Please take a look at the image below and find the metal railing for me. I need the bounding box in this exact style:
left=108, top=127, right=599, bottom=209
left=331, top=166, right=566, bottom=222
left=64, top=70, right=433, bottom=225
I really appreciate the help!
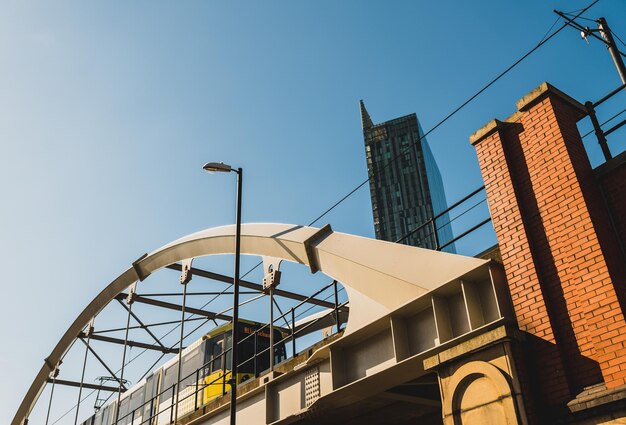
left=110, top=280, right=347, bottom=425
left=395, top=185, right=493, bottom=255
left=584, top=82, right=626, bottom=162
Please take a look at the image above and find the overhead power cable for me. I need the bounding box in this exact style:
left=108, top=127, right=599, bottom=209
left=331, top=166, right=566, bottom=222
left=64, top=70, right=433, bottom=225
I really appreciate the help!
left=612, top=30, right=626, bottom=49
left=539, top=16, right=565, bottom=44
left=561, top=12, right=597, bottom=23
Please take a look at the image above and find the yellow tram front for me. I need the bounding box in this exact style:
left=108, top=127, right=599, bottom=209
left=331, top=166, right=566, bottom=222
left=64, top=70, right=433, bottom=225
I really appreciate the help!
left=202, top=320, right=287, bottom=402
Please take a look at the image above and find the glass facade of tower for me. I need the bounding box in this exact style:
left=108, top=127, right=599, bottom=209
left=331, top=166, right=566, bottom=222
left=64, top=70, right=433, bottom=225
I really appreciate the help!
left=361, top=101, right=454, bottom=252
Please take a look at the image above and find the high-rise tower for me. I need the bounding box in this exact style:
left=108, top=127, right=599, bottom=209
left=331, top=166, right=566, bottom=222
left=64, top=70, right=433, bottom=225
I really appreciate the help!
left=360, top=100, right=453, bottom=251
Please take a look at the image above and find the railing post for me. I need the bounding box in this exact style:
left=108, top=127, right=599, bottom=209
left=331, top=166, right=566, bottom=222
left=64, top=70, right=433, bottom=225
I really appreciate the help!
left=430, top=219, right=440, bottom=250
left=332, top=281, right=339, bottom=330
left=291, top=308, right=296, bottom=356
left=585, top=100, right=612, bottom=161
left=170, top=385, right=176, bottom=424
left=222, top=351, right=227, bottom=396
left=195, top=368, right=199, bottom=411
left=253, top=331, right=258, bottom=377
left=269, top=287, right=275, bottom=372
left=148, top=396, right=154, bottom=425
left=131, top=409, right=135, bottom=425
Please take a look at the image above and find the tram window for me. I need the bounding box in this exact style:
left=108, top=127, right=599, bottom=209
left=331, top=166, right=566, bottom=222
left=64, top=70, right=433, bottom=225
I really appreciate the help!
left=181, top=346, right=201, bottom=387
left=104, top=403, right=114, bottom=425
left=161, top=364, right=178, bottom=401
left=143, top=374, right=157, bottom=419
left=95, top=404, right=111, bottom=425
left=275, top=336, right=287, bottom=364
left=238, top=336, right=256, bottom=374
left=212, top=340, right=223, bottom=372
left=117, top=397, right=130, bottom=425
left=224, top=334, right=232, bottom=369
left=255, top=337, right=271, bottom=373
left=145, top=374, right=155, bottom=398
left=129, top=387, right=144, bottom=419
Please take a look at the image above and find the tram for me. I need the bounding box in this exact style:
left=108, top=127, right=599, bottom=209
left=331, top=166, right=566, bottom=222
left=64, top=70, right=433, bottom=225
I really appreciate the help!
left=80, top=320, right=287, bottom=425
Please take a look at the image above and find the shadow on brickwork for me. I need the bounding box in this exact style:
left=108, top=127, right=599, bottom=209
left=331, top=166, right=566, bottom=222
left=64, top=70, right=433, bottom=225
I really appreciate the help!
left=500, top=123, right=603, bottom=402
left=521, top=333, right=604, bottom=424
left=591, top=152, right=626, bottom=312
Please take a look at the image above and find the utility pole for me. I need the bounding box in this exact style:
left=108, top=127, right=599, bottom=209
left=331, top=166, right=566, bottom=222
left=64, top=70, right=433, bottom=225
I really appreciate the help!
left=554, top=11, right=626, bottom=86
left=597, top=17, right=626, bottom=85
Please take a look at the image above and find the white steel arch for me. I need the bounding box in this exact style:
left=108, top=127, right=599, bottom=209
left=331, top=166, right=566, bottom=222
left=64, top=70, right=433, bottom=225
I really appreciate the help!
left=13, top=223, right=487, bottom=425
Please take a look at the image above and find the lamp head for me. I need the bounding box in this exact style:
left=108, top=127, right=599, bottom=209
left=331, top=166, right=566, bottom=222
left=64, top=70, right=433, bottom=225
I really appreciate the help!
left=203, top=162, right=232, bottom=173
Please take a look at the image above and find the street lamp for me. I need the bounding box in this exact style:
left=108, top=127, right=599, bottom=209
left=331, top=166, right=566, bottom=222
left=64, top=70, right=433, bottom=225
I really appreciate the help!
left=202, top=161, right=242, bottom=425
left=203, top=162, right=233, bottom=173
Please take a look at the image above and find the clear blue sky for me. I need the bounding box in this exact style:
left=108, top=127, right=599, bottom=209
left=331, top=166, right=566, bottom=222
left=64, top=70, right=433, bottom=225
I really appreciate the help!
left=2, top=0, right=625, bottom=422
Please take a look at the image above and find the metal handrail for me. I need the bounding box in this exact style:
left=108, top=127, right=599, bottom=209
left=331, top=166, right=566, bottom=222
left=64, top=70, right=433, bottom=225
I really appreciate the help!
left=593, top=82, right=626, bottom=108
left=114, top=283, right=346, bottom=425
left=396, top=185, right=491, bottom=253
left=439, top=218, right=492, bottom=251
left=586, top=83, right=626, bottom=161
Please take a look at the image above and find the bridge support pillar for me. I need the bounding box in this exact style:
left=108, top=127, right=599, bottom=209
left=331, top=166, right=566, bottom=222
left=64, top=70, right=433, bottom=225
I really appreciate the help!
left=424, top=325, right=528, bottom=425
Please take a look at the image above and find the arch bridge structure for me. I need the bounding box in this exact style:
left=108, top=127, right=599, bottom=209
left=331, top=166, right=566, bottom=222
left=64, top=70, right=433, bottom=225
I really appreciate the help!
left=14, top=223, right=526, bottom=425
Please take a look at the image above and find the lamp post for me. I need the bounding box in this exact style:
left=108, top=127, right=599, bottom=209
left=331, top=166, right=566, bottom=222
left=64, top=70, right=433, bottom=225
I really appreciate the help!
left=202, top=162, right=242, bottom=425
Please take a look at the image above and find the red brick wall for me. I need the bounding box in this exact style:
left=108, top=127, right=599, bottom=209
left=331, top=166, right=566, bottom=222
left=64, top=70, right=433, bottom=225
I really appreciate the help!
left=471, top=83, right=626, bottom=412
left=474, top=119, right=574, bottom=409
